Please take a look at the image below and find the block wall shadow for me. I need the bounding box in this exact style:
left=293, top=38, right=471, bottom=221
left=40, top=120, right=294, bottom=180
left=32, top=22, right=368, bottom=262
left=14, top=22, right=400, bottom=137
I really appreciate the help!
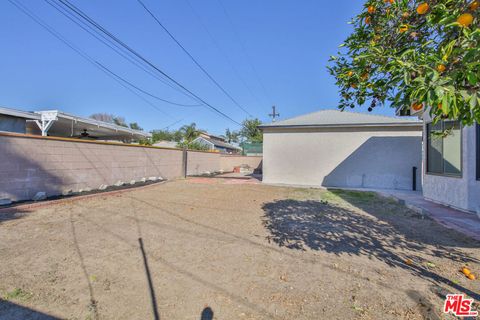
left=0, top=137, right=65, bottom=209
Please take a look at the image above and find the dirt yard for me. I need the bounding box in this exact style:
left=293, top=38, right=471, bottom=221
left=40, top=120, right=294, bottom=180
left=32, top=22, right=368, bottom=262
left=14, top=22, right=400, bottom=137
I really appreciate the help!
left=0, top=178, right=479, bottom=319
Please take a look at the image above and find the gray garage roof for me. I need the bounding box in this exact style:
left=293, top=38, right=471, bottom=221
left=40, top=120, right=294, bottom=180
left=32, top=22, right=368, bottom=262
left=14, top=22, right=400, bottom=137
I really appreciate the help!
left=259, top=109, right=421, bottom=129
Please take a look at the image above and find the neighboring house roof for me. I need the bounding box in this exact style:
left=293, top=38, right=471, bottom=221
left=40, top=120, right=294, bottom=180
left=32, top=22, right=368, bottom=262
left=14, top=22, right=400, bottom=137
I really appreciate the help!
left=259, top=109, right=422, bottom=129
left=194, top=136, right=241, bottom=150
left=0, top=106, right=41, bottom=120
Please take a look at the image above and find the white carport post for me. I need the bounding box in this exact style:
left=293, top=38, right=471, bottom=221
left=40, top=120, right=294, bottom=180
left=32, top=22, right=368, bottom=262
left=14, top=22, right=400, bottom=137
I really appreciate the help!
left=34, top=111, right=58, bottom=136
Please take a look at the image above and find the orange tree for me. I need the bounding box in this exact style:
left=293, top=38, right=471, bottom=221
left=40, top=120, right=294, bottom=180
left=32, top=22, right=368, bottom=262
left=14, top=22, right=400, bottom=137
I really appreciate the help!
left=329, top=0, right=480, bottom=125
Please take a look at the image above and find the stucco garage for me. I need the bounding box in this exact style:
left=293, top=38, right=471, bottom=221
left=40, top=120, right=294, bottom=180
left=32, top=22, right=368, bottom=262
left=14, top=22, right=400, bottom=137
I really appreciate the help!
left=259, top=110, right=423, bottom=190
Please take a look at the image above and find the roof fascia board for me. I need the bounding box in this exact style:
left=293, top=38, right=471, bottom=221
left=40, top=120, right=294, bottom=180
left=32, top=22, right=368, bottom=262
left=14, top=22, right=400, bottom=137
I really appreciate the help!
left=258, top=122, right=422, bottom=130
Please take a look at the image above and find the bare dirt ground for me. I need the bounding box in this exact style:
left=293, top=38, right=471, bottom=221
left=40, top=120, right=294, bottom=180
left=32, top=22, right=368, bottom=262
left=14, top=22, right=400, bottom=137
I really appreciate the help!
left=0, top=178, right=479, bottom=320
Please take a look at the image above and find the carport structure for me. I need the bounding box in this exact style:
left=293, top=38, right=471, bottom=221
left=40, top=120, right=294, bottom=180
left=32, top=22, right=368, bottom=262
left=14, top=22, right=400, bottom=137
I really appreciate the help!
left=28, top=110, right=151, bottom=141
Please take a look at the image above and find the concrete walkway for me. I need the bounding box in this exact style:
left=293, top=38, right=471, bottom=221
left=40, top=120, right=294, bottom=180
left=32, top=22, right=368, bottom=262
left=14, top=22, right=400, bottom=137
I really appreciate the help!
left=373, top=189, right=480, bottom=241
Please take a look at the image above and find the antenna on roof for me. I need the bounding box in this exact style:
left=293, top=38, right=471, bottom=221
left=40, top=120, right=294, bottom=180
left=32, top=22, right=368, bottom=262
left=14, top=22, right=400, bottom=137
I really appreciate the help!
left=269, top=105, right=279, bottom=122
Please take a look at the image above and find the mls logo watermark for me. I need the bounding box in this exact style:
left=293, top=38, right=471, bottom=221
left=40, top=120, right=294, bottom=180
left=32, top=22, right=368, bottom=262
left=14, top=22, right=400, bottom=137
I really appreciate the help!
left=443, top=294, right=478, bottom=317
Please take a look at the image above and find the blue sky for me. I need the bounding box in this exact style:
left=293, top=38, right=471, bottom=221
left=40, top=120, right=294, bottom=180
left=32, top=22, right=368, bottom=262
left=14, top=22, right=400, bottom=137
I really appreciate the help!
left=0, top=0, right=393, bottom=135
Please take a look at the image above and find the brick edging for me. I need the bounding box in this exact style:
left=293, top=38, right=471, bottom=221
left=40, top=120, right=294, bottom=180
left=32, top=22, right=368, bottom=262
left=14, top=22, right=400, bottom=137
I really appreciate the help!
left=0, top=180, right=170, bottom=213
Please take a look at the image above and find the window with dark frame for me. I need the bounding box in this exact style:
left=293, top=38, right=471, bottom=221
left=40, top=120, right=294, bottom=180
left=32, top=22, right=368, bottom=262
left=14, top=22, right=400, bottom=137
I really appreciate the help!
left=477, top=123, right=480, bottom=180
left=426, top=120, right=462, bottom=177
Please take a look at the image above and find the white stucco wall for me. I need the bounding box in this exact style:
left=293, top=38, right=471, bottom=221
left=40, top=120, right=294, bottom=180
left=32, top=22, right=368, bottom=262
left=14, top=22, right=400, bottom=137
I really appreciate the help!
left=262, top=126, right=422, bottom=190
left=422, top=124, right=480, bottom=213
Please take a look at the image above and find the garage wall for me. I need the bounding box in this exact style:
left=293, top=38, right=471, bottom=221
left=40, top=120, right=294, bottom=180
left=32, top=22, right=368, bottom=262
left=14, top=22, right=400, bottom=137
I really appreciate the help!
left=262, top=126, right=422, bottom=190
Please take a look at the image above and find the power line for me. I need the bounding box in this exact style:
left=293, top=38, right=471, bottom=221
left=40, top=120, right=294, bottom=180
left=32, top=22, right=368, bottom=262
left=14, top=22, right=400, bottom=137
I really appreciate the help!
left=54, top=0, right=242, bottom=126
left=184, top=0, right=264, bottom=108
left=7, top=0, right=178, bottom=120
left=43, top=0, right=201, bottom=105
left=216, top=0, right=273, bottom=105
left=96, top=62, right=200, bottom=107
left=136, top=0, right=253, bottom=118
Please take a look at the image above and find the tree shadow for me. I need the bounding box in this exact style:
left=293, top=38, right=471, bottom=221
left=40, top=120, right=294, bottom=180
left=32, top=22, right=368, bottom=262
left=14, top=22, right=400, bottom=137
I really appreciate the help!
left=200, top=306, right=214, bottom=320
left=0, top=136, right=65, bottom=203
left=261, top=193, right=480, bottom=300
left=0, top=299, right=61, bottom=320
left=321, top=136, right=422, bottom=190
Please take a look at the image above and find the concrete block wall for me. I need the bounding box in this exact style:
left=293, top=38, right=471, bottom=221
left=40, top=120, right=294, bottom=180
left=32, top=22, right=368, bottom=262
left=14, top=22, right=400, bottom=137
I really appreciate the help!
left=0, top=134, right=186, bottom=201
left=186, top=150, right=221, bottom=176
left=219, top=156, right=262, bottom=172
left=0, top=133, right=270, bottom=202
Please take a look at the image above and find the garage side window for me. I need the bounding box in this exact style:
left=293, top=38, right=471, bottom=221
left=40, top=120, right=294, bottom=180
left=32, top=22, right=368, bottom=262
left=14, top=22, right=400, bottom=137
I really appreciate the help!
left=427, top=120, right=462, bottom=176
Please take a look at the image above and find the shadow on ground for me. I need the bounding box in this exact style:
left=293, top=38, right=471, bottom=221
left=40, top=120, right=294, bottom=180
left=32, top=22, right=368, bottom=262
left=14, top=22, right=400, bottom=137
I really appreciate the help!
left=262, top=189, right=480, bottom=300
left=0, top=299, right=60, bottom=320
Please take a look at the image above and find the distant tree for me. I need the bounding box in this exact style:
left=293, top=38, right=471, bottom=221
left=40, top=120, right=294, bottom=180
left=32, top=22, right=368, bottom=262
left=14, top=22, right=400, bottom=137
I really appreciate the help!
left=89, top=113, right=129, bottom=127
left=239, top=118, right=263, bottom=143
left=224, top=128, right=239, bottom=143
left=150, top=129, right=184, bottom=143
left=179, top=123, right=201, bottom=143
left=176, top=140, right=210, bottom=151
left=113, top=116, right=128, bottom=128
left=89, top=113, right=114, bottom=123
left=138, top=138, right=152, bottom=146
left=129, top=122, right=143, bottom=131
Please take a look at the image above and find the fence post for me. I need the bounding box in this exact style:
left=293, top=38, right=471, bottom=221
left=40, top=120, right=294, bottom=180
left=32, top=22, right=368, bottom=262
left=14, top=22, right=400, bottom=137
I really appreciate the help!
left=182, top=148, right=188, bottom=178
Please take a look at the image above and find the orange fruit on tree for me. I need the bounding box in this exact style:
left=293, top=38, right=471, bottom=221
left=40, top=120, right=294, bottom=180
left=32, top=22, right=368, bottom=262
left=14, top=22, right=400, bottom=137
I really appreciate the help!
left=351, top=83, right=358, bottom=89
left=368, top=5, right=375, bottom=14
left=399, top=25, right=409, bottom=33
left=416, top=3, right=429, bottom=15
left=469, top=0, right=479, bottom=10
left=412, top=102, right=423, bottom=111
left=457, top=13, right=474, bottom=27
left=365, top=16, right=372, bottom=24
left=468, top=273, right=476, bottom=280
left=347, top=71, right=354, bottom=77
left=437, top=64, right=446, bottom=72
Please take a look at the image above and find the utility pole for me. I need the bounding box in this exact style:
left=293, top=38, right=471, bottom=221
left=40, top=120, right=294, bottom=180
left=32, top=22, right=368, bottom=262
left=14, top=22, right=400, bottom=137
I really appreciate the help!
left=269, top=105, right=279, bottom=122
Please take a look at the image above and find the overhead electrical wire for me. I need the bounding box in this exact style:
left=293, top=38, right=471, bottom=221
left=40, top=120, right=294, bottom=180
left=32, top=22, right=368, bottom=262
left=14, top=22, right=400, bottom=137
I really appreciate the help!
left=216, top=0, right=273, bottom=105
left=43, top=0, right=201, bottom=106
left=184, top=0, right=264, bottom=108
left=7, top=0, right=179, bottom=120
left=96, top=62, right=201, bottom=107
left=135, top=0, right=253, bottom=118
left=53, top=0, right=243, bottom=126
